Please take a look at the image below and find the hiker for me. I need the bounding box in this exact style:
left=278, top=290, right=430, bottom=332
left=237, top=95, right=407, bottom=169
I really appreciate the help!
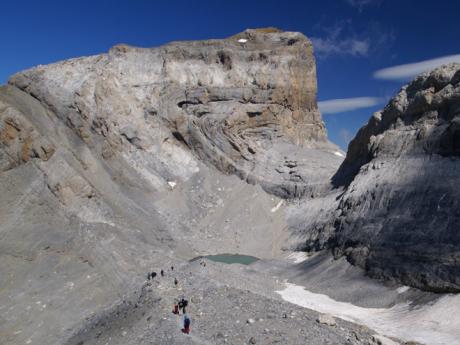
left=182, top=314, right=191, bottom=334
left=160, top=269, right=164, bottom=277
left=147, top=272, right=151, bottom=280
left=172, top=301, right=179, bottom=315
left=178, top=298, right=188, bottom=314
left=151, top=271, right=157, bottom=279
left=182, top=298, right=188, bottom=314
left=171, top=266, right=174, bottom=271
left=174, top=278, right=178, bottom=286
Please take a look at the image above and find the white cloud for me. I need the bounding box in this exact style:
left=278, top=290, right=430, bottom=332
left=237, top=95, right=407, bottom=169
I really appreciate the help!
left=318, top=97, right=381, bottom=114
left=311, top=20, right=370, bottom=58
left=311, top=19, right=392, bottom=58
left=374, top=54, right=460, bottom=80
left=312, top=37, right=369, bottom=57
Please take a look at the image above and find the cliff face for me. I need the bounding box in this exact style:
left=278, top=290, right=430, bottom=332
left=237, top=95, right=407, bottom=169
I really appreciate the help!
left=8, top=28, right=341, bottom=198
left=304, top=63, right=460, bottom=292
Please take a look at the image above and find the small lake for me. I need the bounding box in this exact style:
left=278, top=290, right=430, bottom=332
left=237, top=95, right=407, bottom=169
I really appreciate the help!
left=191, top=253, right=259, bottom=265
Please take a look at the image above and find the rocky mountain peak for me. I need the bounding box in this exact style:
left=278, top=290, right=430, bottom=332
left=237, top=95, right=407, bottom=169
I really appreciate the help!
left=8, top=29, right=341, bottom=198
left=304, top=62, right=460, bottom=292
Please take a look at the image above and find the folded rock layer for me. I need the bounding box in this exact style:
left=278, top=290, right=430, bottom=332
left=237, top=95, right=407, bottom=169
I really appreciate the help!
left=9, top=28, right=341, bottom=198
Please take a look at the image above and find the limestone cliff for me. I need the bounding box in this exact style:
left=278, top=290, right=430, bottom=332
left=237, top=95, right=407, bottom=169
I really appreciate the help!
left=300, top=63, right=460, bottom=292
left=0, top=29, right=343, bottom=345
left=8, top=28, right=341, bottom=198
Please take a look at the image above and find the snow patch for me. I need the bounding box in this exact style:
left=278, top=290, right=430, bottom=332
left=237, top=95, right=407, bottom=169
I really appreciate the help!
left=168, top=181, right=177, bottom=189
left=238, top=38, right=248, bottom=43
left=334, top=151, right=345, bottom=157
left=276, top=282, right=460, bottom=345
left=372, top=334, right=398, bottom=345
left=396, top=286, right=410, bottom=294
left=271, top=200, right=284, bottom=213
left=286, top=252, right=309, bottom=264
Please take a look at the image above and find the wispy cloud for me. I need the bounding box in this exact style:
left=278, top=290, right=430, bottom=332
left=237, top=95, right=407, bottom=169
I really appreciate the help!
left=318, top=97, right=381, bottom=114
left=346, top=0, right=381, bottom=11
left=311, top=20, right=369, bottom=58
left=311, top=20, right=393, bottom=58
left=374, top=55, right=460, bottom=80
left=312, top=37, right=369, bottom=57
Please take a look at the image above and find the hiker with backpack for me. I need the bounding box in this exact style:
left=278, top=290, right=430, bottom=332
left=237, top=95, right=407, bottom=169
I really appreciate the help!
left=172, top=300, right=179, bottom=315
left=182, top=314, right=191, bottom=334
left=178, top=297, right=188, bottom=314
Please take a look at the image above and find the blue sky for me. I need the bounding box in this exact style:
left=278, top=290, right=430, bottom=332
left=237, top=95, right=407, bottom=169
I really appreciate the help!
left=1, top=0, right=459, bottom=150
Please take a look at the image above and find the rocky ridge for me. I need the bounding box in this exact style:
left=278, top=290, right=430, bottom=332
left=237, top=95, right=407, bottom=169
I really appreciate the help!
left=297, top=63, right=460, bottom=292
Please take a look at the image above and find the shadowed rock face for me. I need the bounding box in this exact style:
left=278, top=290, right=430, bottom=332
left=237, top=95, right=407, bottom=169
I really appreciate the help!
left=8, top=28, right=341, bottom=198
left=307, top=63, right=460, bottom=292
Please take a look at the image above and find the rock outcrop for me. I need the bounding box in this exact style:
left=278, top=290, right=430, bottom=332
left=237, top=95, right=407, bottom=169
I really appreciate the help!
left=301, top=63, right=460, bottom=292
left=9, top=28, right=341, bottom=198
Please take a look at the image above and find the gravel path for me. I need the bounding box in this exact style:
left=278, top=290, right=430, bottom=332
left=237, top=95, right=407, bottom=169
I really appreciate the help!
left=64, top=259, right=390, bottom=345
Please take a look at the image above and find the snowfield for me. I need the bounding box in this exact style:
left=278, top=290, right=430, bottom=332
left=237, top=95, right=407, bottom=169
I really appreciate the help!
left=276, top=282, right=460, bottom=345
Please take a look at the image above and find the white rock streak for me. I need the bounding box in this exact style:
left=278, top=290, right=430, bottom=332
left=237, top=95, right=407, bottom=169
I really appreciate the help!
left=270, top=200, right=284, bottom=213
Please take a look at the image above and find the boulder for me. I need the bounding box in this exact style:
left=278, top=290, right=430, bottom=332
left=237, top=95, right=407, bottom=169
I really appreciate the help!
left=316, top=314, right=336, bottom=326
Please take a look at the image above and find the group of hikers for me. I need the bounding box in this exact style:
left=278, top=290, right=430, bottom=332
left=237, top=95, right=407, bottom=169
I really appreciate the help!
left=147, top=267, right=170, bottom=280
left=146, top=265, right=192, bottom=334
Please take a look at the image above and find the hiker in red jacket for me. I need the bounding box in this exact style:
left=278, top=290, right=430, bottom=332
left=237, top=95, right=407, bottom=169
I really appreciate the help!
left=172, top=300, right=179, bottom=315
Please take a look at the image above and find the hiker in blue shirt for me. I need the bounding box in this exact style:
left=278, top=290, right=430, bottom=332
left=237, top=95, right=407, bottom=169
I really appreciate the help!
left=182, top=314, right=191, bottom=334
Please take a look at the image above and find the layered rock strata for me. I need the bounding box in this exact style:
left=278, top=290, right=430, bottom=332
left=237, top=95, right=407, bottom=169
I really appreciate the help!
left=9, top=28, right=342, bottom=198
